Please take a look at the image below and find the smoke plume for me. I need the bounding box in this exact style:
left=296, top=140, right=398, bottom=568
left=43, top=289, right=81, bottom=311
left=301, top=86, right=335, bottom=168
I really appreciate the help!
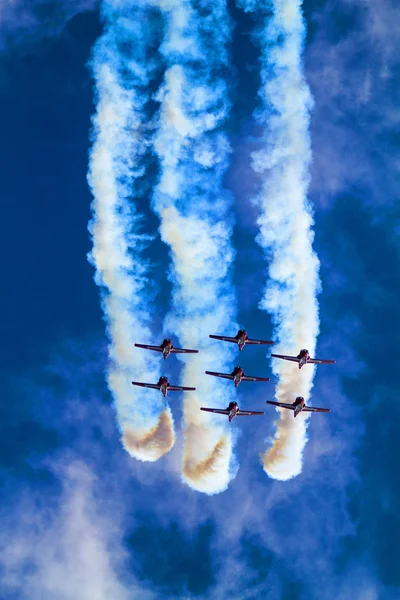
left=87, top=0, right=175, bottom=461
left=152, top=0, right=239, bottom=493
left=240, top=0, right=320, bottom=479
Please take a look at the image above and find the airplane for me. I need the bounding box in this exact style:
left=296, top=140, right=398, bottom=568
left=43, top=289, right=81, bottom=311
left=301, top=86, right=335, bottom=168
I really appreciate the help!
left=135, top=338, right=199, bottom=360
left=131, top=376, right=196, bottom=398
left=266, top=397, right=331, bottom=417
left=201, top=401, right=264, bottom=422
left=205, top=366, right=270, bottom=388
left=271, top=348, right=336, bottom=369
left=209, top=329, right=274, bottom=352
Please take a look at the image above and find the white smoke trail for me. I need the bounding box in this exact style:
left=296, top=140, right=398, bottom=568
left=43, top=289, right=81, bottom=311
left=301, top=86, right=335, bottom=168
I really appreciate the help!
left=87, top=0, right=175, bottom=461
left=151, top=0, right=239, bottom=494
left=240, top=0, right=320, bottom=479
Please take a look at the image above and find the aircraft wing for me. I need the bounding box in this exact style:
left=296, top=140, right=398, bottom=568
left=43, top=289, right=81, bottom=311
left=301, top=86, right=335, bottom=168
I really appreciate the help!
left=308, top=358, right=336, bottom=365
left=209, top=335, right=238, bottom=343
left=246, top=338, right=274, bottom=345
left=170, top=348, right=199, bottom=354
left=237, top=410, right=265, bottom=416
left=270, top=353, right=299, bottom=363
left=205, top=371, right=234, bottom=380
left=266, top=400, right=296, bottom=410
left=134, top=344, right=163, bottom=353
left=303, top=406, right=331, bottom=413
left=200, top=407, right=229, bottom=415
left=241, top=375, right=270, bottom=382
left=131, top=381, right=160, bottom=390
left=168, top=385, right=196, bottom=392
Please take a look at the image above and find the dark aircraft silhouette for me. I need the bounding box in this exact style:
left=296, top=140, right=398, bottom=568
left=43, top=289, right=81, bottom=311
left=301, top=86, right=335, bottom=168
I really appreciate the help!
left=267, top=396, right=331, bottom=417
left=135, top=338, right=198, bottom=360
left=209, top=329, right=273, bottom=351
left=131, top=376, right=195, bottom=398
left=205, top=366, right=270, bottom=388
left=201, top=401, right=264, bottom=422
left=271, top=348, right=335, bottom=369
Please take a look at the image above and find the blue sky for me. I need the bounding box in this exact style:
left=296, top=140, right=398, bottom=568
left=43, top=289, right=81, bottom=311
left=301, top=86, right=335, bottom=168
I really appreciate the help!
left=1, top=0, right=399, bottom=598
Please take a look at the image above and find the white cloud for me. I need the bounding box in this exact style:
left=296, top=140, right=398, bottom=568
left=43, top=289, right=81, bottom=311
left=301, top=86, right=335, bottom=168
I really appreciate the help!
left=0, top=460, right=151, bottom=600
left=0, top=0, right=98, bottom=49
left=306, top=0, right=400, bottom=205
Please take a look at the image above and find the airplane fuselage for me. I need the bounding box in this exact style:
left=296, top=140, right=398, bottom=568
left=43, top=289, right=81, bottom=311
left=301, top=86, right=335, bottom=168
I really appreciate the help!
left=233, top=375, right=241, bottom=387
left=235, top=330, right=248, bottom=351
left=228, top=402, right=239, bottom=421
left=297, top=349, right=310, bottom=369
left=293, top=396, right=305, bottom=417
left=232, top=367, right=244, bottom=387
left=161, top=339, right=173, bottom=359
left=157, top=377, right=169, bottom=397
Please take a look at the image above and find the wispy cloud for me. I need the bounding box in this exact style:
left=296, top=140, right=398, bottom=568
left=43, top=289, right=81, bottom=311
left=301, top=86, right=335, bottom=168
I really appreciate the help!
left=0, top=460, right=150, bottom=600
left=306, top=0, right=400, bottom=206
left=87, top=0, right=175, bottom=462
left=0, top=0, right=98, bottom=50
left=151, top=0, right=239, bottom=494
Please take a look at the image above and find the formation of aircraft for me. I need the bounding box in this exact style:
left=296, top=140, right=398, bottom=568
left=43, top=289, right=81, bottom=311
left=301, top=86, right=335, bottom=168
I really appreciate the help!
left=133, top=332, right=335, bottom=422
left=134, top=338, right=198, bottom=360
left=271, top=348, right=336, bottom=369
left=205, top=366, right=270, bottom=388
left=131, top=376, right=195, bottom=398
left=267, top=397, right=331, bottom=417
left=209, top=329, right=274, bottom=352
left=201, top=401, right=264, bottom=422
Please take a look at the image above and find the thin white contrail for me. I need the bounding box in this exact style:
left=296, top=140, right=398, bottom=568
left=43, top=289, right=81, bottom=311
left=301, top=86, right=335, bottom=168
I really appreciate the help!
left=239, top=0, right=320, bottom=479
left=87, top=0, right=175, bottom=461
left=151, top=0, right=239, bottom=494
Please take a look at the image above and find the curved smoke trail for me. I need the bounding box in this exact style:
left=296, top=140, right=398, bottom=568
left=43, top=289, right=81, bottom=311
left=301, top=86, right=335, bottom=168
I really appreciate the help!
left=240, top=0, right=320, bottom=479
left=151, top=0, right=239, bottom=494
left=87, top=0, right=175, bottom=461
